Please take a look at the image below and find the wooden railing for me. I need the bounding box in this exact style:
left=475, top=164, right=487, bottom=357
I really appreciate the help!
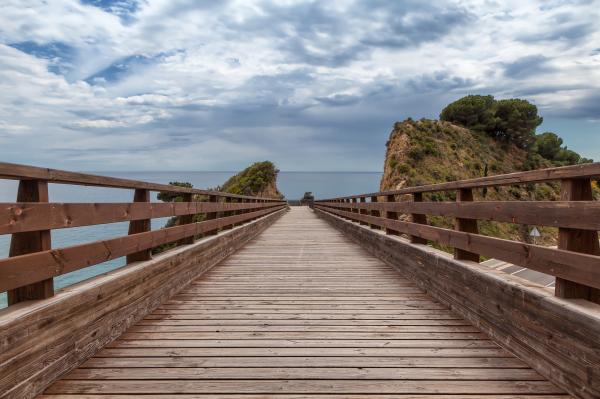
left=314, top=163, right=600, bottom=303
left=0, top=162, right=286, bottom=306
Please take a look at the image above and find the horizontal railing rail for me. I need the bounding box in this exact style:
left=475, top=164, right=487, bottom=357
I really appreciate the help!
left=0, top=162, right=286, bottom=306
left=314, top=162, right=600, bottom=304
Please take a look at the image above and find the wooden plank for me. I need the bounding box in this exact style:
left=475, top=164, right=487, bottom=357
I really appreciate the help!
left=555, top=178, right=600, bottom=303
left=317, top=161, right=600, bottom=200
left=37, top=396, right=572, bottom=399
left=369, top=196, right=380, bottom=229
left=42, top=208, right=561, bottom=398
left=126, top=189, right=151, bottom=263
left=0, top=161, right=283, bottom=201
left=63, top=367, right=544, bottom=380
left=385, top=194, right=399, bottom=235
left=81, top=356, right=527, bottom=368
left=454, top=188, right=480, bottom=262
left=358, top=197, right=368, bottom=226
left=316, top=206, right=596, bottom=399
left=315, top=200, right=600, bottom=230
left=0, top=208, right=286, bottom=398
left=410, top=193, right=427, bottom=244
left=315, top=206, right=600, bottom=290
left=97, top=346, right=512, bottom=358
left=0, top=201, right=280, bottom=235
left=43, top=380, right=564, bottom=394
left=0, top=206, right=285, bottom=292
left=7, top=179, right=54, bottom=305
left=177, top=193, right=195, bottom=246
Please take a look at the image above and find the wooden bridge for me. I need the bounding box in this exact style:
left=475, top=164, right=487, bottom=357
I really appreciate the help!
left=1, top=162, right=599, bottom=398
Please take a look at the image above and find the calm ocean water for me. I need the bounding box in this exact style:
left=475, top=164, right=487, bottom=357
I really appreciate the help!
left=0, top=171, right=381, bottom=308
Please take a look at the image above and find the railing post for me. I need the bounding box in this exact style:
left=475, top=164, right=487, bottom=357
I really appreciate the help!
left=385, top=194, right=399, bottom=235
left=7, top=179, right=54, bottom=305
left=359, top=197, right=368, bottom=225
left=127, top=189, right=152, bottom=263
left=223, top=197, right=233, bottom=229
left=177, top=193, right=195, bottom=246
left=555, top=178, right=600, bottom=302
left=205, top=195, right=218, bottom=235
left=370, top=196, right=380, bottom=229
left=409, top=193, right=428, bottom=244
left=345, top=199, right=352, bottom=219
left=351, top=198, right=358, bottom=216
left=454, top=188, right=480, bottom=262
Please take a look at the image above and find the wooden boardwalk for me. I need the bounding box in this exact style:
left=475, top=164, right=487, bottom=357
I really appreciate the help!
left=41, top=207, right=568, bottom=398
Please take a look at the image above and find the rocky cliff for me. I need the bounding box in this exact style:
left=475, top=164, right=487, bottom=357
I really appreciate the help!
left=219, top=161, right=283, bottom=199
left=380, top=118, right=562, bottom=246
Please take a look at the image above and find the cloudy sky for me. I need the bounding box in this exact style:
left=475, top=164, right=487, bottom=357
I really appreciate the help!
left=1, top=0, right=599, bottom=172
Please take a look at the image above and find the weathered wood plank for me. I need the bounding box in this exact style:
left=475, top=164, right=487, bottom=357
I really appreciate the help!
left=0, top=208, right=286, bottom=399
left=42, top=208, right=563, bottom=399
left=43, top=379, right=565, bottom=394
left=316, top=199, right=600, bottom=230
left=0, top=206, right=285, bottom=292
left=0, top=162, right=283, bottom=201
left=318, top=161, right=600, bottom=200
left=316, top=207, right=595, bottom=399
left=315, top=205, right=600, bottom=290
left=7, top=179, right=54, bottom=304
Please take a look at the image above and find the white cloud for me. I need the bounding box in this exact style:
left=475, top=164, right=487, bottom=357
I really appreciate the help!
left=0, top=0, right=599, bottom=170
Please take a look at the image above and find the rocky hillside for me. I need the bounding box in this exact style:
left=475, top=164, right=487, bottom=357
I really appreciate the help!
left=380, top=118, right=563, bottom=246
left=219, top=161, right=283, bottom=199
left=153, top=161, right=282, bottom=254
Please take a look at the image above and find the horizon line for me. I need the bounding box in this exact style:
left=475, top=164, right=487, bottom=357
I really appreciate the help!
left=85, top=170, right=384, bottom=174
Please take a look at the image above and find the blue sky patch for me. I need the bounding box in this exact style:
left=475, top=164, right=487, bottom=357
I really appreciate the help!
left=10, top=41, right=76, bottom=75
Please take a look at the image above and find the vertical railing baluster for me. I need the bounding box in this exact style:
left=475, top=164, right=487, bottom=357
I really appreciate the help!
left=7, top=179, right=54, bottom=305
left=223, top=197, right=233, bottom=229
left=177, top=193, right=195, bottom=246
left=409, top=192, right=428, bottom=244
left=556, top=178, right=600, bottom=302
left=385, top=194, right=399, bottom=235
left=359, top=197, right=368, bottom=225
left=370, top=195, right=380, bottom=229
left=351, top=198, right=358, bottom=219
left=454, top=188, right=480, bottom=262
left=205, top=195, right=218, bottom=236
left=127, top=189, right=152, bottom=263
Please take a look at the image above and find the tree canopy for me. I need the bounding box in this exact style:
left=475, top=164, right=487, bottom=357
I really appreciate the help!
left=440, top=95, right=543, bottom=148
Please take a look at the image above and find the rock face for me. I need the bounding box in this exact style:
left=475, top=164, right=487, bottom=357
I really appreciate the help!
left=220, top=161, right=284, bottom=199
left=380, top=118, right=559, bottom=245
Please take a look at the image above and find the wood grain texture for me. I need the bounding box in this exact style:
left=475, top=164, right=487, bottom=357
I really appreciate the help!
left=0, top=209, right=286, bottom=399
left=7, top=180, right=53, bottom=304
left=0, top=162, right=282, bottom=201
left=314, top=199, right=600, bottom=230
left=555, top=178, right=600, bottom=302
left=319, top=162, right=600, bottom=200
left=0, top=201, right=280, bottom=235
left=0, top=205, right=285, bottom=293
left=315, top=207, right=599, bottom=399
left=314, top=204, right=600, bottom=290
left=126, top=189, right=152, bottom=263
left=43, top=208, right=564, bottom=399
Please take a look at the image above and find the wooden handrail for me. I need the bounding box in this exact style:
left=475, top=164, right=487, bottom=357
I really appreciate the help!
left=0, top=201, right=280, bottom=234
left=0, top=162, right=281, bottom=201
left=0, top=162, right=286, bottom=306
left=319, top=162, right=600, bottom=201
left=315, top=163, right=600, bottom=304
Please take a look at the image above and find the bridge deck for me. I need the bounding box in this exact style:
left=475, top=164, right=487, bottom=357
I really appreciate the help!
left=41, top=207, right=568, bottom=398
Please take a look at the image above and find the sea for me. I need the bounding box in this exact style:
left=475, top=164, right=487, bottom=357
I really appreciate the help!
left=0, top=171, right=382, bottom=308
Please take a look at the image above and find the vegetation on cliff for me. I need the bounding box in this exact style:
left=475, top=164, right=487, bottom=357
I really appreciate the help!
left=381, top=95, right=595, bottom=249
left=217, top=161, right=283, bottom=199
left=153, top=161, right=282, bottom=253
